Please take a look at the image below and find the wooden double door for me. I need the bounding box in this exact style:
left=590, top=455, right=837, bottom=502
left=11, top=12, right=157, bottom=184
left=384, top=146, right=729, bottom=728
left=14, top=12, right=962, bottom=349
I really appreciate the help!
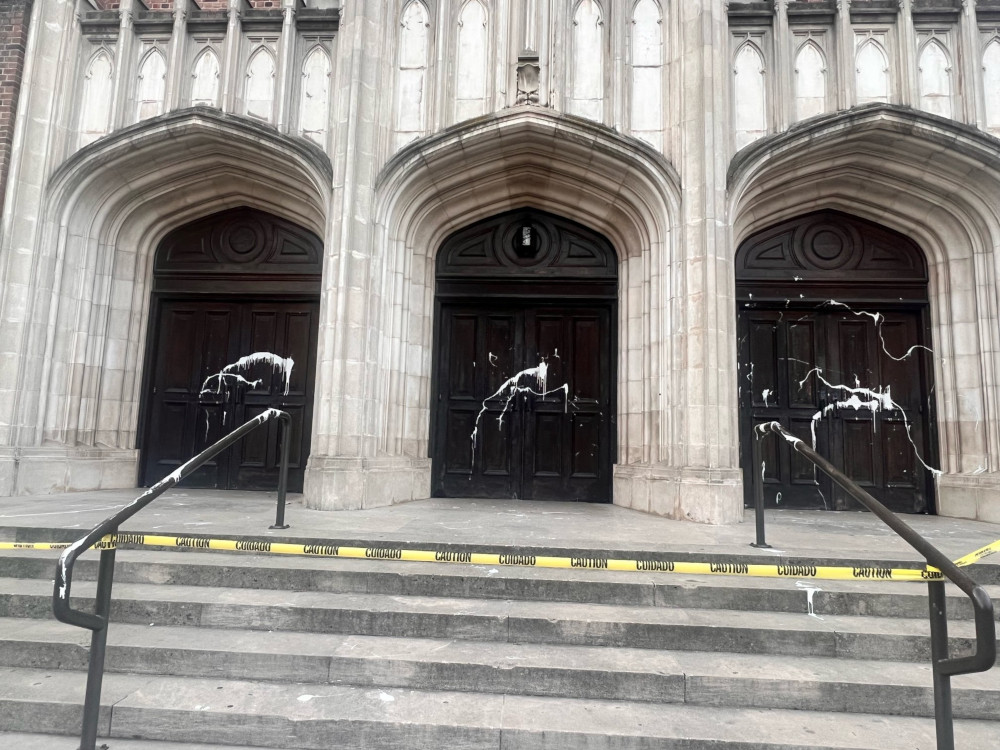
left=739, top=306, right=934, bottom=513
left=433, top=302, right=614, bottom=501
left=141, top=298, right=318, bottom=492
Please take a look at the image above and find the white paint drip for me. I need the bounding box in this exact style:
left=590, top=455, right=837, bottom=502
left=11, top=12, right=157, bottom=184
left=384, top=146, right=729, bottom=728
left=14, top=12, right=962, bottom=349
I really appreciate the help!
left=761, top=388, right=772, bottom=407
left=774, top=491, right=782, bottom=506
left=201, top=352, right=295, bottom=396
left=469, top=360, right=569, bottom=469
left=823, top=300, right=933, bottom=362
left=795, top=580, right=824, bottom=620
left=488, top=352, right=498, bottom=366
left=797, top=368, right=941, bottom=476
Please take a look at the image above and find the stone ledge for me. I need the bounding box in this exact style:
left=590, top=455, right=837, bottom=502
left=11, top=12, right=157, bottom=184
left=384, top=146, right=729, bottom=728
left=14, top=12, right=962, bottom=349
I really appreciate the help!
left=937, top=473, right=1000, bottom=524
left=613, top=465, right=745, bottom=525
left=0, top=447, right=138, bottom=497
left=303, top=456, right=431, bottom=511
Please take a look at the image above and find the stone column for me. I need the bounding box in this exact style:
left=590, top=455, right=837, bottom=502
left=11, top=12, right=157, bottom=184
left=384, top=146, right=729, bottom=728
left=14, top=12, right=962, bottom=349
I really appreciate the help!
left=653, top=0, right=742, bottom=523
left=275, top=0, right=296, bottom=132
left=0, top=0, right=80, bottom=492
left=303, top=2, right=429, bottom=510
left=959, top=0, right=984, bottom=127
left=835, top=0, right=854, bottom=109
left=110, top=0, right=136, bottom=129
left=221, top=0, right=243, bottom=113
left=774, top=0, right=792, bottom=131
left=897, top=0, right=918, bottom=107
left=165, top=0, right=188, bottom=111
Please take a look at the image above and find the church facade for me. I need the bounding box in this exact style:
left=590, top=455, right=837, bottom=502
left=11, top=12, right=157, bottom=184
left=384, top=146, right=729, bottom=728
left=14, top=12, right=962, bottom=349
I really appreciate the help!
left=1, top=0, right=999, bottom=525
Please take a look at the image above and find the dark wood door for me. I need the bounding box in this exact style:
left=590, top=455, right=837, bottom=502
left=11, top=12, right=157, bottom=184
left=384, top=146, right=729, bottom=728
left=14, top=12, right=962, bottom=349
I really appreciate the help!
left=739, top=306, right=933, bottom=513
left=433, top=303, right=613, bottom=501
left=142, top=299, right=318, bottom=492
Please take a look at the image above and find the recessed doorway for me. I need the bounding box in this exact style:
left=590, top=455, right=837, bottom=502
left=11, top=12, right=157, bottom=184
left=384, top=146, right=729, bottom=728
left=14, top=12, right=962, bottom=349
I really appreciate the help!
left=431, top=209, right=618, bottom=502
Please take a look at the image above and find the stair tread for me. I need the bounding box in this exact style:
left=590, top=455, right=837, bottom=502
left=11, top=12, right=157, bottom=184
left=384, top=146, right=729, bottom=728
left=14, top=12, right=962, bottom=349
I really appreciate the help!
left=0, top=575, right=986, bottom=638
left=0, top=667, right=996, bottom=749
left=0, top=732, right=290, bottom=750
left=1, top=617, right=998, bottom=690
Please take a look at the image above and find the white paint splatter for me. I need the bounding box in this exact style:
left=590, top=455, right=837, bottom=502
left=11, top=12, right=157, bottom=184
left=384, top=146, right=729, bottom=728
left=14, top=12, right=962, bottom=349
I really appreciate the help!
left=761, top=388, right=772, bottom=407
left=793, top=276, right=802, bottom=281
left=488, top=352, right=498, bottom=366
left=201, top=352, right=295, bottom=396
left=774, top=491, right=782, bottom=506
left=797, top=368, right=941, bottom=476
left=298, top=695, right=318, bottom=703
left=796, top=580, right=824, bottom=620
left=378, top=691, right=395, bottom=702
left=469, top=360, right=569, bottom=468
left=823, top=300, right=933, bottom=362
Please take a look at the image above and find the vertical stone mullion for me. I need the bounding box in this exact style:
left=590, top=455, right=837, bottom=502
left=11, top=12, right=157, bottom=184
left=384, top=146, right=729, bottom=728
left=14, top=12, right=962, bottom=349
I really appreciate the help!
left=774, top=0, right=791, bottom=131
left=110, top=0, right=136, bottom=129
left=959, top=0, right=984, bottom=127
left=165, top=0, right=188, bottom=111
left=221, top=0, right=243, bottom=113
left=897, top=0, right=918, bottom=107
left=835, top=0, right=854, bottom=109
left=275, top=0, right=296, bottom=131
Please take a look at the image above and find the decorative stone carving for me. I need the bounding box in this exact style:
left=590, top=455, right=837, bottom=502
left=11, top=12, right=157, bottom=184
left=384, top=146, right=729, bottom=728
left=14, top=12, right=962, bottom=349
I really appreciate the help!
left=515, top=51, right=540, bottom=105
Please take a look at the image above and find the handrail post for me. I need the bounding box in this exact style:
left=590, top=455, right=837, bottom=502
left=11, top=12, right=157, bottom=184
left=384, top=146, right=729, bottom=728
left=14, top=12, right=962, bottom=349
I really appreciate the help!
left=750, top=431, right=771, bottom=548
left=928, top=579, right=955, bottom=750
left=270, top=412, right=292, bottom=530
left=79, top=545, right=117, bottom=750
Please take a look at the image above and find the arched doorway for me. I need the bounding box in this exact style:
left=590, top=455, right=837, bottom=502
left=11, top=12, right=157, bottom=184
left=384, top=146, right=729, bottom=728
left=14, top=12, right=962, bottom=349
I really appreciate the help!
left=736, top=210, right=938, bottom=513
left=140, top=207, right=321, bottom=492
left=431, top=208, right=618, bottom=502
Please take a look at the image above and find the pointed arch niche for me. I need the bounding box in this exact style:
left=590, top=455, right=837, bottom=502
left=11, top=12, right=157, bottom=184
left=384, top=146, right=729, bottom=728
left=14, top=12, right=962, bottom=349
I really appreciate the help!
left=303, top=109, right=742, bottom=524
left=394, top=0, right=430, bottom=149
left=79, top=49, right=114, bottom=148
left=918, top=38, right=952, bottom=119
left=569, top=0, right=605, bottom=122
left=729, top=106, right=1000, bottom=522
left=191, top=47, right=221, bottom=107
left=733, top=41, right=767, bottom=150
left=985, top=39, right=1000, bottom=136
left=299, top=45, right=332, bottom=145
left=629, top=0, right=663, bottom=149
left=1, top=110, right=331, bottom=496
left=454, top=0, right=488, bottom=122
left=136, top=48, right=167, bottom=121
left=794, top=39, right=826, bottom=121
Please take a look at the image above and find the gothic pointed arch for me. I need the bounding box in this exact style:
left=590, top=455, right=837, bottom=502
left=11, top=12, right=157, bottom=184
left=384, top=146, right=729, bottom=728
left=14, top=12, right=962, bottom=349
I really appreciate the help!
left=370, top=107, right=679, bottom=492
left=729, top=104, right=1000, bottom=516
left=20, top=109, right=330, bottom=459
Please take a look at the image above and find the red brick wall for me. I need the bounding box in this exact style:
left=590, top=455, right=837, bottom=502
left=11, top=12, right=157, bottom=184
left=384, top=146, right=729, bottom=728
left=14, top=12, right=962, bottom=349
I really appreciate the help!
left=0, top=0, right=33, bottom=215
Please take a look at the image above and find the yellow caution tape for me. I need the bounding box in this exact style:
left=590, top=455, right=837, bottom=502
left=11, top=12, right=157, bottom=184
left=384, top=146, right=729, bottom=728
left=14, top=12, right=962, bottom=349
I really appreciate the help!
left=951, top=538, right=1000, bottom=568
left=0, top=533, right=967, bottom=582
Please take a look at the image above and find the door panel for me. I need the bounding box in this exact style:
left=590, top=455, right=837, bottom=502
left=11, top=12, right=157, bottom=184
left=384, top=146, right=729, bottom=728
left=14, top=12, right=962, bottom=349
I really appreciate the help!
left=433, top=303, right=613, bottom=501
left=143, top=299, right=318, bottom=492
left=740, top=307, right=932, bottom=513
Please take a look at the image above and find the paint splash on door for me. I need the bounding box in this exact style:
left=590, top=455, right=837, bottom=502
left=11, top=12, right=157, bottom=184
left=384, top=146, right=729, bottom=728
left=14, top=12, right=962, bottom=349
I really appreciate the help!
left=199, top=352, right=295, bottom=431
left=469, top=359, right=570, bottom=471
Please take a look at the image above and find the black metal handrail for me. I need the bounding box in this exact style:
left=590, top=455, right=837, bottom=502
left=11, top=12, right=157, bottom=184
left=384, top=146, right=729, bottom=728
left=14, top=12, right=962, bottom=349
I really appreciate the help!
left=52, top=408, right=292, bottom=750
left=754, top=421, right=996, bottom=750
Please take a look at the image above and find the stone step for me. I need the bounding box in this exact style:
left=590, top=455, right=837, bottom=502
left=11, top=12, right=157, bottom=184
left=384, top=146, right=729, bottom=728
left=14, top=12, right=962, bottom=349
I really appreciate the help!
left=1, top=618, right=998, bottom=720
left=0, top=733, right=291, bottom=750
left=3, top=548, right=997, bottom=621
left=1, top=667, right=997, bottom=750
left=0, top=576, right=991, bottom=661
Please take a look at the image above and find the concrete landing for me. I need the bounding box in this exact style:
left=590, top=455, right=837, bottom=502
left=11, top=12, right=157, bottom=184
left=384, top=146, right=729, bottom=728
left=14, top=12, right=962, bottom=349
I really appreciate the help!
left=0, top=489, right=998, bottom=565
